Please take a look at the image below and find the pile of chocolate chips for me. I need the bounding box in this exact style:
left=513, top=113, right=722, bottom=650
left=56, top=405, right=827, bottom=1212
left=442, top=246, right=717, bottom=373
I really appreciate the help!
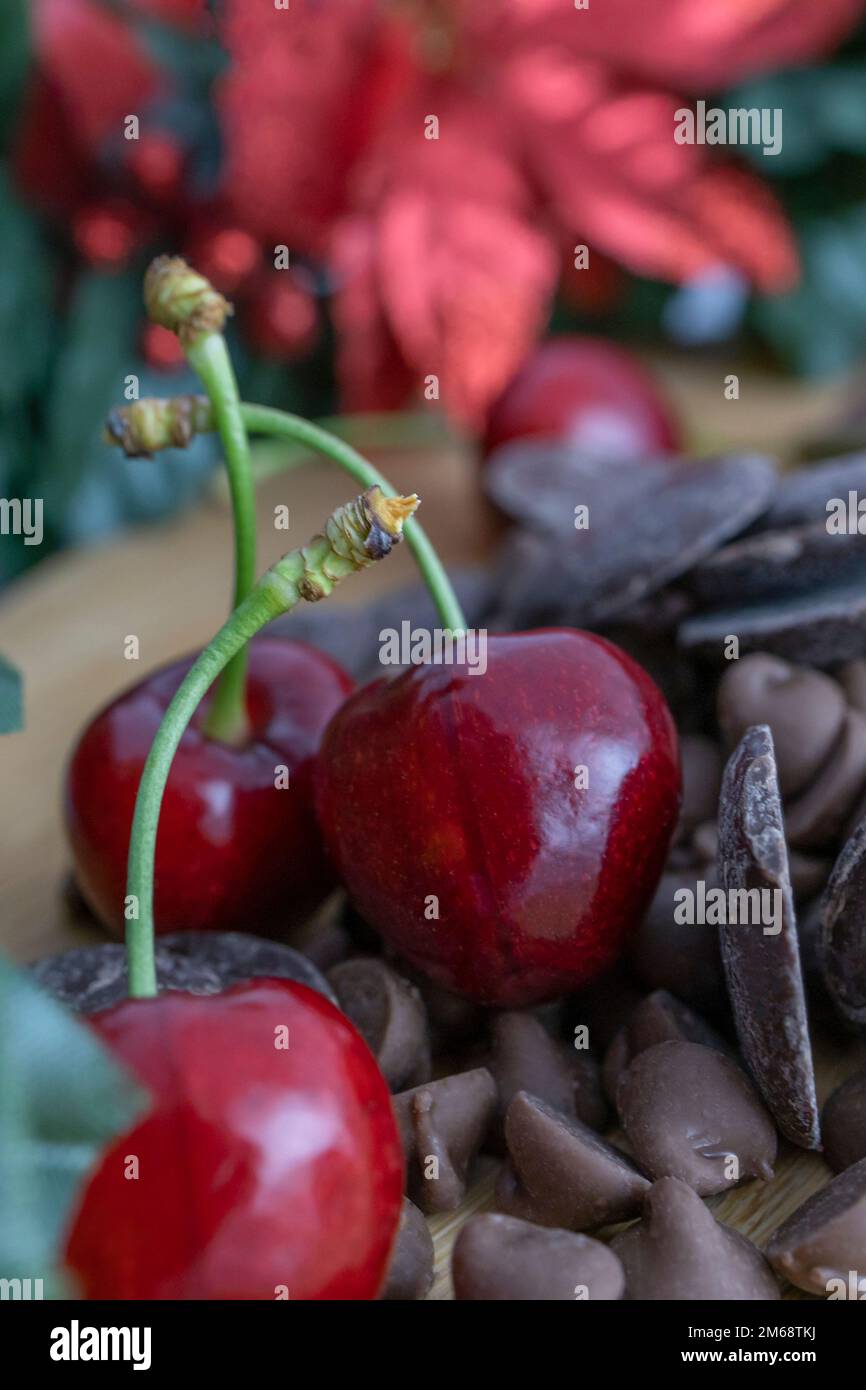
left=302, top=446, right=866, bottom=1298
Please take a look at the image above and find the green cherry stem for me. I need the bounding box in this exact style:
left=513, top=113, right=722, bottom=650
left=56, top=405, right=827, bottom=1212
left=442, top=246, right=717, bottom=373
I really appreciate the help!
left=125, top=487, right=420, bottom=999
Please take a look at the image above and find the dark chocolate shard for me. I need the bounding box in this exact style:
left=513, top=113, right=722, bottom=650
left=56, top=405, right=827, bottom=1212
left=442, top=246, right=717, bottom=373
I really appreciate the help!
left=486, top=1010, right=607, bottom=1143
left=823, top=1071, right=866, bottom=1173
left=617, top=1040, right=777, bottom=1194
left=767, top=1158, right=866, bottom=1296
left=452, top=1213, right=625, bottom=1301
left=486, top=448, right=776, bottom=626
left=689, top=522, right=866, bottom=607
left=328, top=958, right=431, bottom=1093
left=717, top=724, right=820, bottom=1148
left=496, top=1090, right=649, bottom=1230
left=717, top=654, right=846, bottom=798
left=680, top=580, right=866, bottom=667
left=602, top=991, right=730, bottom=1105
left=611, top=1177, right=780, bottom=1300
left=764, top=450, right=866, bottom=528
left=820, top=817, right=866, bottom=1030
left=30, top=931, right=336, bottom=1013
left=380, top=1199, right=434, bottom=1301
left=394, top=1068, right=496, bottom=1215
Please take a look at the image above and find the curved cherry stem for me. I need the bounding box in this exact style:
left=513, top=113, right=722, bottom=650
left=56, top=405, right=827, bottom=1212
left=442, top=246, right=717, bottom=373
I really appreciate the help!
left=238, top=404, right=467, bottom=635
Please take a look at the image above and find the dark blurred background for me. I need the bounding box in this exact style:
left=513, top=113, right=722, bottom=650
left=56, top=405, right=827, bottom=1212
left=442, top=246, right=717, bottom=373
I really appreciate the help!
left=3, top=0, right=866, bottom=585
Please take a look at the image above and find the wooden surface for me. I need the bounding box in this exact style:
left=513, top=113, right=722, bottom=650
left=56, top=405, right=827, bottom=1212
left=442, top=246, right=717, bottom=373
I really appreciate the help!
left=1, top=367, right=864, bottom=1301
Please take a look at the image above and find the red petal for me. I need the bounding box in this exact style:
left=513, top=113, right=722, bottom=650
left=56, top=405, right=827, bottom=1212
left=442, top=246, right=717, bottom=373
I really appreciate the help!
left=331, top=217, right=416, bottom=414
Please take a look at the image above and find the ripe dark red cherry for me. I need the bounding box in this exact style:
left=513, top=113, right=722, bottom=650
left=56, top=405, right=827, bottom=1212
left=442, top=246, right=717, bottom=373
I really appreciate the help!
left=316, top=630, right=680, bottom=1006
left=63, top=978, right=404, bottom=1299
left=65, top=638, right=354, bottom=937
left=481, top=336, right=680, bottom=461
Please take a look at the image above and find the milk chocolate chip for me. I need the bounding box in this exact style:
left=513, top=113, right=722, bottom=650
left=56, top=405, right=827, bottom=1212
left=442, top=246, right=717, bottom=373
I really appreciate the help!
left=617, top=1040, right=777, bottom=1195
left=602, top=991, right=730, bottom=1105
left=612, top=1177, right=780, bottom=1300
left=487, top=1011, right=607, bottom=1140
left=328, top=958, right=431, bottom=1092
left=823, top=1071, right=866, bottom=1173
left=452, top=1214, right=625, bottom=1301
left=394, top=1068, right=496, bottom=1215
left=381, top=1199, right=434, bottom=1301
left=767, top=1158, right=866, bottom=1296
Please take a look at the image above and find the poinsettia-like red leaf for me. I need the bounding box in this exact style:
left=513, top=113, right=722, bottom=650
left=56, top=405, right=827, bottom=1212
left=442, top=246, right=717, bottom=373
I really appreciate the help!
left=375, top=190, right=558, bottom=425
left=331, top=216, right=416, bottom=414
left=125, top=0, right=208, bottom=28
left=522, top=77, right=797, bottom=290
left=513, top=0, right=866, bottom=91
left=32, top=0, right=157, bottom=151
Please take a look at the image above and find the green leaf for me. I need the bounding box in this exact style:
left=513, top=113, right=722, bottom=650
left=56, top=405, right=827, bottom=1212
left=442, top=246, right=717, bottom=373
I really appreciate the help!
left=0, top=0, right=30, bottom=152
left=0, top=955, right=147, bottom=1297
left=0, top=166, right=55, bottom=415
left=0, top=654, right=22, bottom=733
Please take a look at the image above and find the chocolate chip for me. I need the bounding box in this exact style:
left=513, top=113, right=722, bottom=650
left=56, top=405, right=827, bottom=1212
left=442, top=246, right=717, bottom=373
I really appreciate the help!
left=394, top=1068, right=496, bottom=1215
left=30, top=931, right=336, bottom=1013
left=823, top=1071, right=866, bottom=1173
left=617, top=1041, right=777, bottom=1195
left=680, top=580, right=866, bottom=667
left=677, top=736, right=724, bottom=840
left=764, top=450, right=866, bottom=528
left=602, top=991, right=730, bottom=1105
left=380, top=1199, right=434, bottom=1301
left=689, top=522, right=866, bottom=607
left=395, top=960, right=486, bottom=1055
left=839, top=658, right=866, bottom=712
left=496, top=1090, right=649, bottom=1230
left=487, top=449, right=776, bottom=625
left=486, top=1011, right=607, bottom=1143
left=629, top=871, right=726, bottom=1016
left=717, top=654, right=846, bottom=798
left=767, top=1158, right=866, bottom=1296
left=785, top=710, right=866, bottom=850
left=452, top=1213, right=625, bottom=1301
left=717, top=724, right=821, bottom=1148
left=820, top=817, right=866, bottom=1030
left=328, top=958, right=431, bottom=1092
left=611, top=1177, right=780, bottom=1301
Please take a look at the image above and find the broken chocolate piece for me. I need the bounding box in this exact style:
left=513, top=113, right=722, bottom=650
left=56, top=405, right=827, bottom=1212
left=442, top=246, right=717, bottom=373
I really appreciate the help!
left=764, top=450, right=866, bottom=528
left=617, top=1040, right=777, bottom=1195
left=380, top=1199, right=434, bottom=1301
left=30, top=931, right=336, bottom=1013
left=689, top=522, right=866, bottom=608
left=602, top=991, right=730, bottom=1105
left=680, top=580, right=866, bottom=667
left=328, top=957, right=431, bottom=1092
left=611, top=1177, right=780, bottom=1300
left=497, top=1090, right=649, bottom=1229
left=487, top=1011, right=607, bottom=1142
left=394, top=1068, right=496, bottom=1215
left=452, top=1213, right=624, bottom=1301
left=767, top=1158, right=866, bottom=1296
left=717, top=724, right=820, bottom=1148
left=823, top=1071, right=866, bottom=1173
left=820, top=817, right=866, bottom=1030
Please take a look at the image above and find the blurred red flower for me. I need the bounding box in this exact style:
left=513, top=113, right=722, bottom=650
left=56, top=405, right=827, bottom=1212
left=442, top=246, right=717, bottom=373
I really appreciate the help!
left=217, top=0, right=865, bottom=422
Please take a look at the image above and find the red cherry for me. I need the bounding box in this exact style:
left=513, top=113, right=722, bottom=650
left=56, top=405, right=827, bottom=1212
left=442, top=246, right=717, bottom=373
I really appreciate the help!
left=481, top=336, right=680, bottom=461
left=64, top=978, right=404, bottom=1299
left=315, top=630, right=680, bottom=1006
left=65, top=638, right=354, bottom=937
left=140, top=321, right=186, bottom=371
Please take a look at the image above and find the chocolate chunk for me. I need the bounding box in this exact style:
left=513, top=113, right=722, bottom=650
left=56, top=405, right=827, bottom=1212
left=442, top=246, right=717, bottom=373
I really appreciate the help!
left=487, top=449, right=775, bottom=625
left=617, top=1041, right=777, bottom=1194
left=677, top=736, right=723, bottom=840
left=717, top=724, right=821, bottom=1148
left=496, top=1091, right=649, bottom=1230
left=30, top=931, right=336, bottom=1013
left=767, top=1158, right=866, bottom=1296
left=839, top=658, right=866, bottom=712
left=820, top=818, right=866, bottom=1030
left=689, top=522, right=866, bottom=607
left=629, top=871, right=726, bottom=1015
left=785, top=710, right=866, bottom=850
left=380, top=1200, right=434, bottom=1301
left=328, top=958, right=431, bottom=1092
left=452, top=1214, right=625, bottom=1301
left=823, top=1071, right=866, bottom=1173
left=680, top=580, right=866, bottom=667
left=764, top=450, right=866, bottom=528
left=717, top=654, right=846, bottom=798
left=611, top=1177, right=780, bottom=1300
left=602, top=991, right=730, bottom=1105
left=394, top=1068, right=496, bottom=1215
left=487, top=1011, right=607, bottom=1142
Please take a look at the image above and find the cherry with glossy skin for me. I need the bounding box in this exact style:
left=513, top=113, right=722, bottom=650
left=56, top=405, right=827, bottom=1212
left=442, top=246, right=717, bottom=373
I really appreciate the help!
left=316, top=629, right=680, bottom=1007
left=64, top=977, right=404, bottom=1299
left=65, top=637, right=354, bottom=937
left=481, top=336, right=680, bottom=462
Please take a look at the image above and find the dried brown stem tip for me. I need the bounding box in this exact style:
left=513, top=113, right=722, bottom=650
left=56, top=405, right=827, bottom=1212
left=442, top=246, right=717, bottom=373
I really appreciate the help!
left=104, top=396, right=211, bottom=458
left=362, top=487, right=421, bottom=557
left=143, top=255, right=232, bottom=345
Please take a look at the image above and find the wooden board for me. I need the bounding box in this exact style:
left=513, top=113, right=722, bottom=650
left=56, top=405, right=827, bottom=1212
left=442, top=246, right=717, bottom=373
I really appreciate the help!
left=1, top=391, right=864, bottom=1300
